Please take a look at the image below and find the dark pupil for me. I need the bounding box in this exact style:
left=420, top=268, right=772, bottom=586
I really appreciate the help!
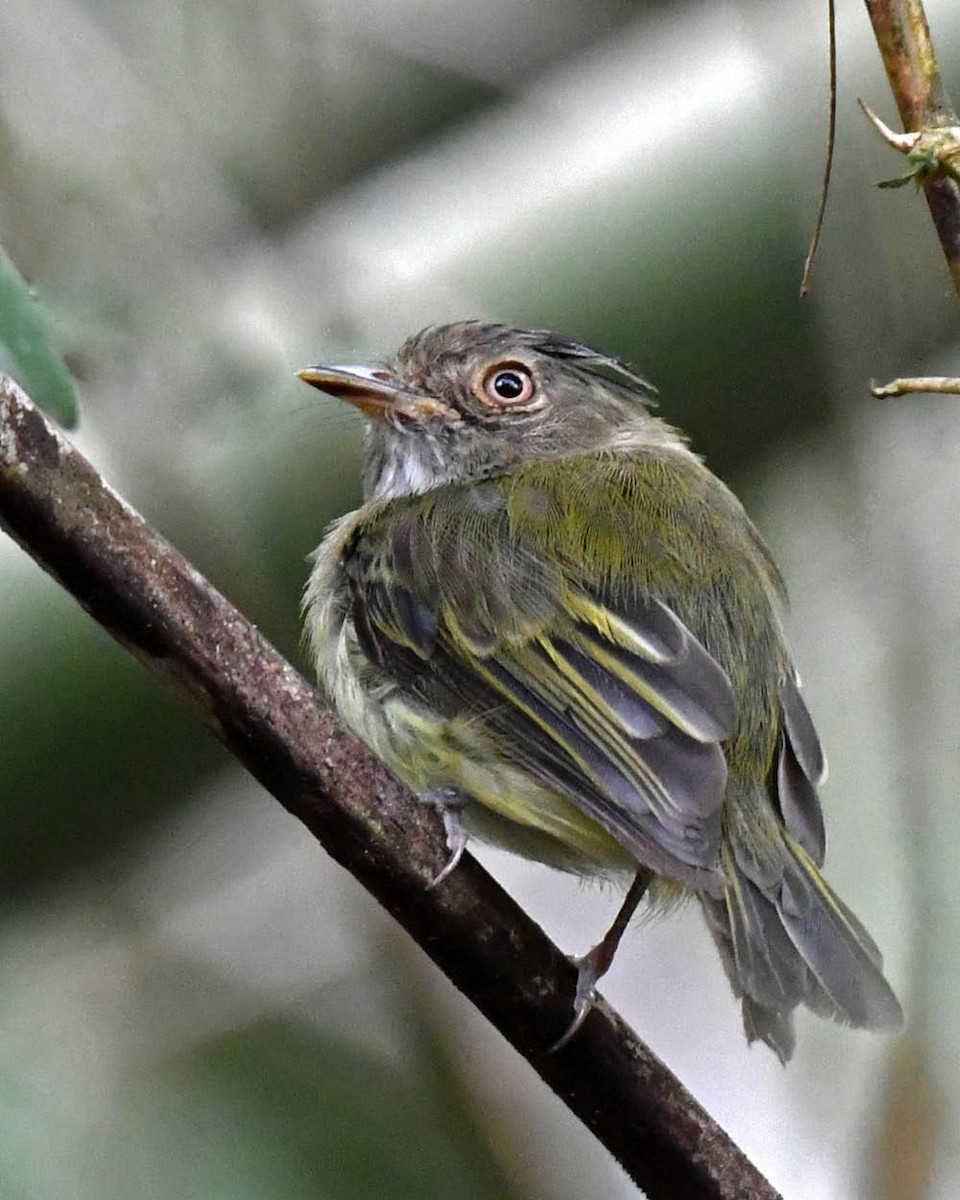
left=493, top=371, right=524, bottom=399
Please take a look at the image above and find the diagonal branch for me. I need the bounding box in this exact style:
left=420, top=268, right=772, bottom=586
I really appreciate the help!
left=0, top=375, right=780, bottom=1200
left=864, top=0, right=960, bottom=295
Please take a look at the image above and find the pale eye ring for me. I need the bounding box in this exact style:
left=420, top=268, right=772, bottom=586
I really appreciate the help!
left=481, top=363, right=536, bottom=407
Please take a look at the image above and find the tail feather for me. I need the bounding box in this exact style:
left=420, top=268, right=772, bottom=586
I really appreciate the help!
left=777, top=837, right=902, bottom=1030
left=701, top=834, right=903, bottom=1062
left=741, top=997, right=795, bottom=1065
left=722, top=852, right=808, bottom=1009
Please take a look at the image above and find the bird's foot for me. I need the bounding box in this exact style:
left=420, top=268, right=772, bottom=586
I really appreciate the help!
left=422, top=787, right=469, bottom=889
left=551, top=868, right=653, bottom=1051
left=551, top=944, right=608, bottom=1051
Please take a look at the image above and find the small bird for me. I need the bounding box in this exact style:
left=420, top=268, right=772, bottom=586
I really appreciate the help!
left=300, top=321, right=903, bottom=1061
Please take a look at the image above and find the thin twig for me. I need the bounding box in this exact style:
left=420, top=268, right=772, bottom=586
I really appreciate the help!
left=870, top=375, right=960, bottom=397
left=0, top=375, right=781, bottom=1200
left=863, top=0, right=960, bottom=295
left=800, top=0, right=838, bottom=297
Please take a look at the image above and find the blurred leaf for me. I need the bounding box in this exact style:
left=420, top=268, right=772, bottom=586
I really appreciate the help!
left=96, top=1018, right=522, bottom=1200
left=0, top=245, right=78, bottom=428
left=0, top=572, right=226, bottom=893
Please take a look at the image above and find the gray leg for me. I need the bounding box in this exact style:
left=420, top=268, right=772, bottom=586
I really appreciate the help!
left=552, top=868, right=653, bottom=1050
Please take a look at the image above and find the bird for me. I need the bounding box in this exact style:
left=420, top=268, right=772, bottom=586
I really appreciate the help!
left=299, top=320, right=903, bottom=1061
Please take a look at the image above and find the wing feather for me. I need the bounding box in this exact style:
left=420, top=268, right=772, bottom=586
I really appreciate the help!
left=477, top=652, right=726, bottom=886
left=341, top=458, right=766, bottom=887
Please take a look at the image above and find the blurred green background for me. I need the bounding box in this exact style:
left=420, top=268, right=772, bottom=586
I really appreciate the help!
left=2, top=0, right=959, bottom=1196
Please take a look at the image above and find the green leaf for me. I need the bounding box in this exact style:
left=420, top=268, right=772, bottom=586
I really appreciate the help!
left=0, top=245, right=79, bottom=428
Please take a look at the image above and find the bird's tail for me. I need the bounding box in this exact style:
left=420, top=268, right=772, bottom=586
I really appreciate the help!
left=700, top=829, right=903, bottom=1063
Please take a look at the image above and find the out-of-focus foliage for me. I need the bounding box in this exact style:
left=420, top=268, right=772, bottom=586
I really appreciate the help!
left=1, top=0, right=960, bottom=1196
left=0, top=245, right=78, bottom=426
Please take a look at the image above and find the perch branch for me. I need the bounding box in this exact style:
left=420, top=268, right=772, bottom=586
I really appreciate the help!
left=863, top=0, right=960, bottom=295
left=0, top=376, right=780, bottom=1200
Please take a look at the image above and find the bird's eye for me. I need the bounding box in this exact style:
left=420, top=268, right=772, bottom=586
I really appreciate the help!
left=481, top=363, right=536, bottom=407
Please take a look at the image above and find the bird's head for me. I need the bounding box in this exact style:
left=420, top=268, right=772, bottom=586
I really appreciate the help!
left=300, top=321, right=676, bottom=502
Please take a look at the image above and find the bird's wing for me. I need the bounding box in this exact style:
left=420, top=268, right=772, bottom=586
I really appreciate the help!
left=343, top=455, right=762, bottom=888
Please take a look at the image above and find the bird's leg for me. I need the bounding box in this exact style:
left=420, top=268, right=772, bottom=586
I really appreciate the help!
left=552, top=867, right=654, bottom=1051
left=421, top=787, right=470, bottom=889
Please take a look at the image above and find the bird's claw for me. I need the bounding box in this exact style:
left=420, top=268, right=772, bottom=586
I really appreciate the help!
left=422, top=788, right=469, bottom=889
left=550, top=869, right=653, bottom=1051
left=550, top=946, right=605, bottom=1051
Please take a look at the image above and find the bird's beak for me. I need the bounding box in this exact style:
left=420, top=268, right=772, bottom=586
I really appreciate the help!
left=298, top=364, right=460, bottom=424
